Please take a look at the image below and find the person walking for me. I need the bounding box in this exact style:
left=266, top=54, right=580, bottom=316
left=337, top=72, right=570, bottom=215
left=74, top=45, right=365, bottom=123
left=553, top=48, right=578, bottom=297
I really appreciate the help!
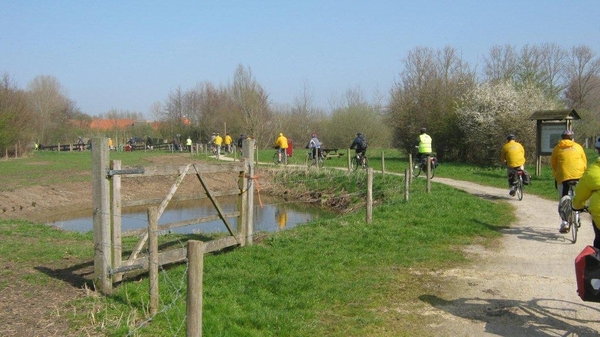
left=501, top=134, right=526, bottom=197
left=573, top=137, right=600, bottom=248
left=551, top=130, right=587, bottom=233
left=274, top=133, right=289, bottom=163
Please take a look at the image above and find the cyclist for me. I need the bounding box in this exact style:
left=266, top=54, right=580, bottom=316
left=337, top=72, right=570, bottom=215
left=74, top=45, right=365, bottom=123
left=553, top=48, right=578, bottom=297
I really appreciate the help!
left=415, top=127, right=432, bottom=163
left=224, top=133, right=233, bottom=153
left=186, top=136, right=193, bottom=152
left=213, top=133, right=223, bottom=155
left=274, top=132, right=288, bottom=163
left=500, top=134, right=526, bottom=197
left=350, top=132, right=368, bottom=166
left=77, top=137, right=85, bottom=151
left=573, top=137, right=600, bottom=249
left=551, top=129, right=587, bottom=233
left=306, top=133, right=322, bottom=161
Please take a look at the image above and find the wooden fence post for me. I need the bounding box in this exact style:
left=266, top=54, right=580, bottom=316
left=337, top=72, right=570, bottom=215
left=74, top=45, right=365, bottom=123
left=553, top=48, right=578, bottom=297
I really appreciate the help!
left=148, top=206, right=159, bottom=316
left=408, top=153, right=414, bottom=185
left=92, top=137, right=112, bottom=294
left=381, top=151, right=385, bottom=175
left=237, top=163, right=248, bottom=247
left=347, top=148, right=351, bottom=172
left=366, top=168, right=373, bottom=224
left=187, top=240, right=205, bottom=337
left=404, top=168, right=409, bottom=201
left=426, top=156, right=431, bottom=193
left=111, top=160, right=123, bottom=283
left=243, top=139, right=255, bottom=245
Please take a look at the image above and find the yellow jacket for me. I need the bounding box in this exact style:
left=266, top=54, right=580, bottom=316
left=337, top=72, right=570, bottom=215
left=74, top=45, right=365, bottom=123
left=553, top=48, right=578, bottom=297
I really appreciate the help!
left=418, top=134, right=432, bottom=154
left=500, top=140, right=525, bottom=168
left=214, top=135, right=223, bottom=146
left=224, top=134, right=232, bottom=145
left=274, top=134, right=288, bottom=149
left=573, top=157, right=600, bottom=228
left=551, top=139, right=587, bottom=184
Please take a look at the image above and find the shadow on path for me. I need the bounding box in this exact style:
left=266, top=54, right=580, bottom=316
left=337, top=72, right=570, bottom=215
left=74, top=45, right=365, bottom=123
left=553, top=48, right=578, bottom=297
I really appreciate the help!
left=420, top=294, right=600, bottom=336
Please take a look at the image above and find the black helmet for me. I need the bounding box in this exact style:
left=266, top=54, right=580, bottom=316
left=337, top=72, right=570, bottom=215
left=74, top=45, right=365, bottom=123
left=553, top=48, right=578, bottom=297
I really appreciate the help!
left=561, top=130, right=574, bottom=139
left=356, top=132, right=362, bottom=136
left=420, top=128, right=427, bottom=133
left=506, top=134, right=516, bottom=140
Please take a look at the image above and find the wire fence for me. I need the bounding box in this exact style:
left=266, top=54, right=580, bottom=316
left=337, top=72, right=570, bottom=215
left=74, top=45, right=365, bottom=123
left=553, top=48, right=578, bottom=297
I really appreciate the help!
left=91, top=162, right=425, bottom=335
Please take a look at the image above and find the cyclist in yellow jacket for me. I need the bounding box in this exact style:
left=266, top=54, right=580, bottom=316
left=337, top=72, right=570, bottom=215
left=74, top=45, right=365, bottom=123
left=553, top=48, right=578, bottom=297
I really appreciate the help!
left=416, top=128, right=432, bottom=162
left=274, top=133, right=288, bottom=163
left=551, top=129, right=587, bottom=233
left=573, top=137, right=600, bottom=248
left=213, top=133, right=223, bottom=156
left=501, top=134, right=526, bottom=197
left=224, top=133, right=233, bottom=153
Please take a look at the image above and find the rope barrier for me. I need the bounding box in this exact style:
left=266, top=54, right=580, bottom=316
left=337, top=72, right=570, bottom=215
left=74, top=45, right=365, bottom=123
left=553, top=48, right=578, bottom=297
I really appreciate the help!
left=245, top=173, right=263, bottom=207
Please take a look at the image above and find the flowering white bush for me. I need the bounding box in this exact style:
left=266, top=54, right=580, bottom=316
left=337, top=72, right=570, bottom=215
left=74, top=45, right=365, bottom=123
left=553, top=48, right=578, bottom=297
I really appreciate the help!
left=456, top=81, right=560, bottom=165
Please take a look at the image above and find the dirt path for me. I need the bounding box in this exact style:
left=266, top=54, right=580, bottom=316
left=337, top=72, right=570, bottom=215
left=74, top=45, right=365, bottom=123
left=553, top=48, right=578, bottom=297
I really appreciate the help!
left=423, top=177, right=600, bottom=336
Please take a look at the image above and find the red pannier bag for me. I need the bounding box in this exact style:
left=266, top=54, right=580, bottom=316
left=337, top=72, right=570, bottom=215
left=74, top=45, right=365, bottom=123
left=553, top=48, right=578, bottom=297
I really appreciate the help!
left=575, top=245, right=600, bottom=302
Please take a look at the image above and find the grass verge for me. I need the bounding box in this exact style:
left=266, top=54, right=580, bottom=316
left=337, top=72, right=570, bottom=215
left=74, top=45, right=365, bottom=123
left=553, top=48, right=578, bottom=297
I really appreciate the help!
left=2, top=149, right=521, bottom=335
left=71, top=169, right=511, bottom=336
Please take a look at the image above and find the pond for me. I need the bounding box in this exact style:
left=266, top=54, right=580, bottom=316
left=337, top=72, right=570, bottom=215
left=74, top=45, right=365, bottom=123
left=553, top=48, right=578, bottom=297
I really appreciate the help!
left=48, top=195, right=331, bottom=234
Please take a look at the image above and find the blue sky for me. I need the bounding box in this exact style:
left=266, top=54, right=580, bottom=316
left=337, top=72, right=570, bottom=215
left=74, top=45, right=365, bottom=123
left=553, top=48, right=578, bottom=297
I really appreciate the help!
left=1, top=1, right=599, bottom=117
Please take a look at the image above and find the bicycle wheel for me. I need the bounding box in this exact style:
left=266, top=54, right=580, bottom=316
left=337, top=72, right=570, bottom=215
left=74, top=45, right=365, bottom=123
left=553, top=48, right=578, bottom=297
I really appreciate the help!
left=425, top=160, right=435, bottom=179
left=307, top=153, right=314, bottom=167
left=317, top=156, right=325, bottom=168
left=516, top=177, right=523, bottom=201
left=351, top=156, right=359, bottom=171
left=412, top=163, right=421, bottom=178
left=273, top=152, right=280, bottom=165
left=570, top=209, right=578, bottom=244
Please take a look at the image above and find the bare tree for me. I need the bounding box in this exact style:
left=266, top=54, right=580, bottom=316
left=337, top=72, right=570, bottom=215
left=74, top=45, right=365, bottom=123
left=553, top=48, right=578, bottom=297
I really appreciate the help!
left=563, top=46, right=600, bottom=142
left=539, top=43, right=568, bottom=99
left=484, top=45, right=519, bottom=84
left=0, top=73, right=34, bottom=156
left=564, top=45, right=600, bottom=108
left=387, top=46, right=475, bottom=159
left=231, top=64, right=272, bottom=147
left=26, top=75, right=72, bottom=144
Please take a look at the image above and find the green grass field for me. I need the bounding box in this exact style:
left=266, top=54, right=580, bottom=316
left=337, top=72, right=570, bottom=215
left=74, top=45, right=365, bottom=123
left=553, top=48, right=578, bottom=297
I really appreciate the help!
left=1, top=147, right=596, bottom=335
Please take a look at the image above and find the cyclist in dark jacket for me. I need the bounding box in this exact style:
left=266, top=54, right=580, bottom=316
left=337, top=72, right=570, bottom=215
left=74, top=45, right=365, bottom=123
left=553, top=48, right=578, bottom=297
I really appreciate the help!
left=350, top=132, right=367, bottom=158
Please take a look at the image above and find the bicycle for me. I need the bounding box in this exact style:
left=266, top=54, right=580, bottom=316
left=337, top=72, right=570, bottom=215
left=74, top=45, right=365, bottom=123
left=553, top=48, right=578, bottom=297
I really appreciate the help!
left=412, top=155, right=438, bottom=179
left=273, top=148, right=288, bottom=165
left=307, top=148, right=325, bottom=168
left=350, top=152, right=368, bottom=171
left=509, top=168, right=525, bottom=201
left=559, top=180, right=582, bottom=243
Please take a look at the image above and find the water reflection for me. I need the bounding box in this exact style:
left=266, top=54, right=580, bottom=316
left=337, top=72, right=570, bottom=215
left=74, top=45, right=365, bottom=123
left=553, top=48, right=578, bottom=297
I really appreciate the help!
left=276, top=209, right=288, bottom=229
left=49, top=195, right=329, bottom=234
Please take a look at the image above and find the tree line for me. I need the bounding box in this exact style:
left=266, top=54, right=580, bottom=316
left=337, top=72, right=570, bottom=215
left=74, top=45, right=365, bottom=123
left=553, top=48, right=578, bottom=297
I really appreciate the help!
left=2, top=43, right=599, bottom=163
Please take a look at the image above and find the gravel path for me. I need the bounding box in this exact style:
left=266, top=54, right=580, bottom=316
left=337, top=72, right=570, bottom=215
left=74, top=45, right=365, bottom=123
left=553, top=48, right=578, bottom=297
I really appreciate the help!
left=424, top=177, right=600, bottom=336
